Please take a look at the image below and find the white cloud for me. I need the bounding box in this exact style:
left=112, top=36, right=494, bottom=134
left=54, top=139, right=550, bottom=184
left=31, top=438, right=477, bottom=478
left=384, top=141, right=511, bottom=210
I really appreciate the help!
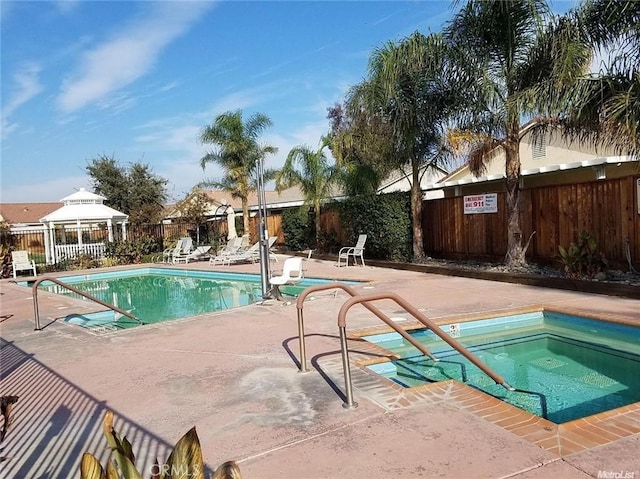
left=56, top=1, right=213, bottom=113
left=1, top=63, right=43, bottom=139
left=54, top=0, right=81, bottom=15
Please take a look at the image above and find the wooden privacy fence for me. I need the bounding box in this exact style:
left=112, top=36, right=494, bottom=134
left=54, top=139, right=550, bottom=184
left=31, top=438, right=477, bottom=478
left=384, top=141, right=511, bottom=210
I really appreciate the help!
left=5, top=176, right=637, bottom=268
left=423, top=176, right=640, bottom=267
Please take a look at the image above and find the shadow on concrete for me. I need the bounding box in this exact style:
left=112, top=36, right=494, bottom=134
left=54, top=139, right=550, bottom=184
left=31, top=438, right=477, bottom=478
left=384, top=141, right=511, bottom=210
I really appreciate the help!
left=0, top=339, right=214, bottom=478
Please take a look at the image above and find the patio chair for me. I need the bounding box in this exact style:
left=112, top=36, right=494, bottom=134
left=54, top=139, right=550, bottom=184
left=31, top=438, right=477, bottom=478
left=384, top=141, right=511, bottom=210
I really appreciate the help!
left=270, top=256, right=304, bottom=299
left=224, top=241, right=262, bottom=265
left=174, top=245, right=212, bottom=263
left=162, top=238, right=186, bottom=263
left=171, top=237, right=194, bottom=263
left=11, top=250, right=37, bottom=278
left=209, top=236, right=248, bottom=265
left=337, top=234, right=367, bottom=267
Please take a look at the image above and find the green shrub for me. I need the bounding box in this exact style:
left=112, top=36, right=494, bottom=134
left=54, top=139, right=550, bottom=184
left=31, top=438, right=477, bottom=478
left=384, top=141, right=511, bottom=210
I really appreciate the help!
left=336, top=192, right=412, bottom=262
left=105, top=238, right=158, bottom=264
left=281, top=207, right=314, bottom=251
left=558, top=230, right=608, bottom=279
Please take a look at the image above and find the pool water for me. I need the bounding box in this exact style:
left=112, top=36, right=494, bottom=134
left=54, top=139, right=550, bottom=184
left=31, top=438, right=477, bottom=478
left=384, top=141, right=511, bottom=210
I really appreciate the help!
left=365, top=312, right=640, bottom=423
left=32, top=268, right=346, bottom=330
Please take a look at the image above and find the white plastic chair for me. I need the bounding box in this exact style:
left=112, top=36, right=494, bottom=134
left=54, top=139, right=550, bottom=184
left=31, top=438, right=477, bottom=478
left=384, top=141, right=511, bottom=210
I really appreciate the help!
left=337, top=234, right=367, bottom=267
left=270, top=257, right=304, bottom=299
left=174, top=246, right=212, bottom=263
left=171, top=237, right=194, bottom=263
left=11, top=250, right=37, bottom=278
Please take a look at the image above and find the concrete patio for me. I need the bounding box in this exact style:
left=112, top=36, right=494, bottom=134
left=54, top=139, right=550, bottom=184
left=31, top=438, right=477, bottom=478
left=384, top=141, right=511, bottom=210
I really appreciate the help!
left=1, top=257, right=638, bottom=478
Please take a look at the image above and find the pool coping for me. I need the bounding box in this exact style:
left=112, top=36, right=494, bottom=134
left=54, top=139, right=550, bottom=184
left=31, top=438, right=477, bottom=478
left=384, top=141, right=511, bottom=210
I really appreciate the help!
left=347, top=305, right=640, bottom=457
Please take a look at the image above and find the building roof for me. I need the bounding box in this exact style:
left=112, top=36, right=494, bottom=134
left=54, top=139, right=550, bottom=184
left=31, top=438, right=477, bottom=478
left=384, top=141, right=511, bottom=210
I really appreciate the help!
left=41, top=204, right=128, bottom=223
left=0, top=203, right=61, bottom=225
left=202, top=186, right=307, bottom=210
left=431, top=125, right=638, bottom=190
left=166, top=186, right=308, bottom=219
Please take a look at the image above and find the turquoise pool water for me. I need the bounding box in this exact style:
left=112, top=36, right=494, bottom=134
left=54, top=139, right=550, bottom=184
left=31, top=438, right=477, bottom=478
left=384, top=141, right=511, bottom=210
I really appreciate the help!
left=30, top=268, right=352, bottom=331
left=365, top=312, right=640, bottom=423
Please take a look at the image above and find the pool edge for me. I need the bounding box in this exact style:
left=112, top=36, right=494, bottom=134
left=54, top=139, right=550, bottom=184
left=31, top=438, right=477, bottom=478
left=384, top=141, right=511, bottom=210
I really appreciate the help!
left=347, top=306, right=640, bottom=458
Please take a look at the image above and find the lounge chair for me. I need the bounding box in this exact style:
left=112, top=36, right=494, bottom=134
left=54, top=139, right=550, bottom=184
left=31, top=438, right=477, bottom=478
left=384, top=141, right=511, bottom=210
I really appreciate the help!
left=171, top=237, right=194, bottom=263
left=227, top=236, right=278, bottom=265
left=209, top=237, right=248, bottom=265
left=11, top=250, right=37, bottom=278
left=337, top=234, right=367, bottom=267
left=174, top=245, right=212, bottom=263
left=224, top=241, right=262, bottom=265
left=162, top=238, right=187, bottom=263
left=270, top=256, right=304, bottom=299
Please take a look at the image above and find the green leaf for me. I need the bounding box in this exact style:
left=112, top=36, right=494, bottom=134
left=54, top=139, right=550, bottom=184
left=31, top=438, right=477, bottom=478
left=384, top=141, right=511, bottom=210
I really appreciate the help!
left=110, top=453, right=142, bottom=479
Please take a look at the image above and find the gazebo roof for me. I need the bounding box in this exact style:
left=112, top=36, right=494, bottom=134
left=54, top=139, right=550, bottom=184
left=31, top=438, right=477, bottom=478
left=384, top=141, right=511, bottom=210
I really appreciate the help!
left=40, top=188, right=128, bottom=224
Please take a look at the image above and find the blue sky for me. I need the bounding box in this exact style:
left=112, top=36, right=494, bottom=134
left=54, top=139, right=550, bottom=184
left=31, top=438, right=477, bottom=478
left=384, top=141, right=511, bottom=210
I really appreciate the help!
left=1, top=0, right=575, bottom=204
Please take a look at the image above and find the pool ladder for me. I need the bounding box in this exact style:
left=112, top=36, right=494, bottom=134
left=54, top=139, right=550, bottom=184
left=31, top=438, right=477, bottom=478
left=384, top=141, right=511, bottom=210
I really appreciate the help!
left=31, top=276, right=140, bottom=331
left=295, top=283, right=514, bottom=408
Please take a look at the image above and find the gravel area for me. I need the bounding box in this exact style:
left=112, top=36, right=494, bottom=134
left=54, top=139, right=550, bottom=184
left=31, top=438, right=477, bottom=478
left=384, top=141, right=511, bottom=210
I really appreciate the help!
left=421, top=257, right=640, bottom=287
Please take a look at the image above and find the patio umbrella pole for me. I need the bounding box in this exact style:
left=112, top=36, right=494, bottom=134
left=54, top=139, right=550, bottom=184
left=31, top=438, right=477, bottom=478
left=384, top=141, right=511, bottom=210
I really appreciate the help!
left=257, top=155, right=272, bottom=299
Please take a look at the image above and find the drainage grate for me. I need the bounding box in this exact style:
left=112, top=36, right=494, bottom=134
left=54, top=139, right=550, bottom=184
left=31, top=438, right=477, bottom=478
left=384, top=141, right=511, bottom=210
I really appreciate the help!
left=529, top=357, right=566, bottom=369
left=579, top=372, right=617, bottom=388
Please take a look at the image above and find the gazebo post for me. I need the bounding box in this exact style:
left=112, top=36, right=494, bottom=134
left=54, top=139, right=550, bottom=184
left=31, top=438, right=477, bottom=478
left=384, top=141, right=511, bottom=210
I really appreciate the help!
left=107, top=219, right=114, bottom=242
left=42, top=223, right=51, bottom=265
left=121, top=222, right=127, bottom=241
left=49, top=222, right=57, bottom=264
left=76, top=218, right=83, bottom=255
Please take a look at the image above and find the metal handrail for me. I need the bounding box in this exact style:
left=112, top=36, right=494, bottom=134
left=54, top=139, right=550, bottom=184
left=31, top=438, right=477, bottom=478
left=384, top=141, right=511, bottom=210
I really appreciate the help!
left=295, top=282, right=439, bottom=373
left=31, top=276, right=139, bottom=331
left=337, top=292, right=514, bottom=408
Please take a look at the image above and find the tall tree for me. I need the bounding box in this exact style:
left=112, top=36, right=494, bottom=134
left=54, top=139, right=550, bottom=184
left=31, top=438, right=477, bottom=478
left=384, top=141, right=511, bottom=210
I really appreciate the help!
left=326, top=101, right=395, bottom=196
left=553, top=0, right=640, bottom=157
left=175, top=190, right=211, bottom=244
left=199, top=110, right=278, bottom=234
left=275, top=138, right=338, bottom=246
left=446, top=0, right=591, bottom=266
left=86, top=154, right=168, bottom=224
left=355, top=32, right=462, bottom=261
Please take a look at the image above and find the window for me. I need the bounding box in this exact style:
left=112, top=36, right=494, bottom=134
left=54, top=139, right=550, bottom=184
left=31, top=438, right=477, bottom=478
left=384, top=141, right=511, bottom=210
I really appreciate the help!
left=532, top=135, right=546, bottom=160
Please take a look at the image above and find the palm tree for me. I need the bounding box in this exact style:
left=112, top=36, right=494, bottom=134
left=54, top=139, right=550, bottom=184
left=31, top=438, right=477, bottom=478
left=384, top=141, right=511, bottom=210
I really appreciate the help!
left=445, top=0, right=591, bottom=267
left=199, top=110, right=278, bottom=234
left=554, top=0, right=640, bottom=158
left=275, top=138, right=338, bottom=246
left=355, top=32, right=462, bottom=262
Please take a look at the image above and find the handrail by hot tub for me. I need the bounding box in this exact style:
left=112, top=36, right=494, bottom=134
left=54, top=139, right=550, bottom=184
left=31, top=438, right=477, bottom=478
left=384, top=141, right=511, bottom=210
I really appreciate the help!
left=31, top=276, right=140, bottom=331
left=337, top=291, right=515, bottom=408
left=295, top=282, right=439, bottom=373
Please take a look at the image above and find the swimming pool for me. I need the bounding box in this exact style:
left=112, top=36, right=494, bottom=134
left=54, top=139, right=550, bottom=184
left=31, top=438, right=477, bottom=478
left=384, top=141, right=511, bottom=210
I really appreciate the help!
left=30, top=267, right=355, bottom=331
left=364, top=311, right=640, bottom=423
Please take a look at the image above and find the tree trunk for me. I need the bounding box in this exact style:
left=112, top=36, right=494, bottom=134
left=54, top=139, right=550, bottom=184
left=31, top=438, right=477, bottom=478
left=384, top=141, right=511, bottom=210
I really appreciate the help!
left=504, top=136, right=526, bottom=267
left=242, top=199, right=250, bottom=240
left=314, top=199, right=322, bottom=247
left=411, top=155, right=425, bottom=262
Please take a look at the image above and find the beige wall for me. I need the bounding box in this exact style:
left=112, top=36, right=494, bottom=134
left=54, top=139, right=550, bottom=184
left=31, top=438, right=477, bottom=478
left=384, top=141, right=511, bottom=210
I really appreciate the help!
left=443, top=129, right=626, bottom=183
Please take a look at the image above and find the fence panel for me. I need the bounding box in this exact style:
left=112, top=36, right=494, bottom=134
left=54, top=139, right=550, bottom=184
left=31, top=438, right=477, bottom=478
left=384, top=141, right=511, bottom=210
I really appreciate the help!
left=424, top=176, right=639, bottom=267
left=4, top=176, right=638, bottom=268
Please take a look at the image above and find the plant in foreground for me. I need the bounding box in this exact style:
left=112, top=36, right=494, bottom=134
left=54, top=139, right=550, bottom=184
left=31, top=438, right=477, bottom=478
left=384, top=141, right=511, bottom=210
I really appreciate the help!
left=80, top=410, right=241, bottom=479
left=0, top=395, right=19, bottom=444
left=558, top=230, right=608, bottom=279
